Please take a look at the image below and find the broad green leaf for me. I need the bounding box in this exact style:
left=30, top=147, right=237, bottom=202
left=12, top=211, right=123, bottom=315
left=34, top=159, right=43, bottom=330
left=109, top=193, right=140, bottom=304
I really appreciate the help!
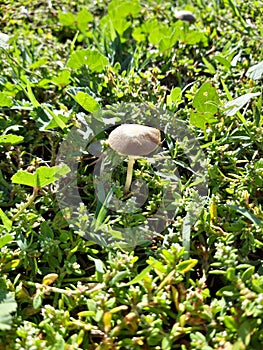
left=159, top=29, right=180, bottom=52
left=193, top=82, right=219, bottom=114
left=214, top=55, right=231, bottom=69
left=0, top=93, right=12, bottom=107
left=29, top=58, right=48, bottom=70
left=67, top=49, right=109, bottom=72
left=11, top=165, right=70, bottom=188
left=58, top=12, right=76, bottom=26
left=226, top=267, right=235, bottom=281
left=59, top=9, right=93, bottom=32
left=42, top=105, right=67, bottom=130
left=133, top=19, right=166, bottom=43
left=246, top=61, right=263, bottom=80
left=190, top=111, right=218, bottom=129
left=0, top=209, right=12, bottom=231
left=161, top=335, right=173, bottom=350
left=134, top=18, right=181, bottom=47
left=223, top=315, right=237, bottom=332
left=167, top=87, right=182, bottom=108
left=224, top=92, right=261, bottom=116
left=125, top=265, right=152, bottom=286
left=110, top=17, right=130, bottom=37
left=12, top=171, right=35, bottom=188
left=176, top=259, right=198, bottom=274
left=34, top=165, right=70, bottom=187
left=149, top=29, right=163, bottom=45
left=108, top=0, right=141, bottom=19
left=0, top=291, right=17, bottom=330
left=184, top=31, right=207, bottom=46
left=72, top=92, right=100, bottom=113
left=52, top=70, right=71, bottom=87
left=202, top=57, right=216, bottom=75
left=132, top=27, right=146, bottom=42
left=147, top=257, right=166, bottom=274
left=40, top=222, right=54, bottom=238
left=0, top=234, right=13, bottom=249
left=35, top=106, right=68, bottom=131
left=228, top=204, right=263, bottom=227
left=241, top=266, right=255, bottom=283
left=99, top=15, right=118, bottom=41
left=148, top=21, right=169, bottom=44
left=0, top=134, right=24, bottom=145
left=190, top=82, right=219, bottom=129
left=161, top=249, right=177, bottom=264
left=251, top=277, right=263, bottom=293
left=77, top=8, right=93, bottom=31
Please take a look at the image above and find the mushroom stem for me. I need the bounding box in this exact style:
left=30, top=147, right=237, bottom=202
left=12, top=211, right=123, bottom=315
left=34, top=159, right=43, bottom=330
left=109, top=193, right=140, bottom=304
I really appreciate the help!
left=124, top=156, right=135, bottom=194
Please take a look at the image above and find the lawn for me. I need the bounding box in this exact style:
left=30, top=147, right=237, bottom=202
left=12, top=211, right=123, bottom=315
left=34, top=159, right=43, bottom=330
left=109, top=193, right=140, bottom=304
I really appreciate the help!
left=0, top=0, right=263, bottom=349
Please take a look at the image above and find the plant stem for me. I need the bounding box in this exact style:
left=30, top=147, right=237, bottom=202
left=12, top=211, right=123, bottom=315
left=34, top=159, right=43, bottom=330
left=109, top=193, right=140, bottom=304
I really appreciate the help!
left=11, top=187, right=38, bottom=221
left=23, top=280, right=104, bottom=296
left=124, top=156, right=135, bottom=194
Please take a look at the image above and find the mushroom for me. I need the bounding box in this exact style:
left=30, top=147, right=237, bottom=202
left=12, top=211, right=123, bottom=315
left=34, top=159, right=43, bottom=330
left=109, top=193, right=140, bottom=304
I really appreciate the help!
left=108, top=124, right=161, bottom=194
left=174, top=10, right=196, bottom=23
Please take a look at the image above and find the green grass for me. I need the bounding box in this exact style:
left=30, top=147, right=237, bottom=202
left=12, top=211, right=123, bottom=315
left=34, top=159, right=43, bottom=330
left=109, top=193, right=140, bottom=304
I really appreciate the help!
left=0, top=0, right=263, bottom=349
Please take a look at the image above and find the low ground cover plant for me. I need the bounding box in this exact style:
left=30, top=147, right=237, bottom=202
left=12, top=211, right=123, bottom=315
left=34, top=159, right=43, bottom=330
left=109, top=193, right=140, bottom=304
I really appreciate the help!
left=0, top=0, right=262, bottom=349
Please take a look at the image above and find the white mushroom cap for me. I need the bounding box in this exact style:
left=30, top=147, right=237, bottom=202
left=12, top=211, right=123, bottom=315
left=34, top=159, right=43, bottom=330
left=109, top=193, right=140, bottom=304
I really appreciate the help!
left=174, top=10, right=196, bottom=23
left=108, top=124, right=161, bottom=156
